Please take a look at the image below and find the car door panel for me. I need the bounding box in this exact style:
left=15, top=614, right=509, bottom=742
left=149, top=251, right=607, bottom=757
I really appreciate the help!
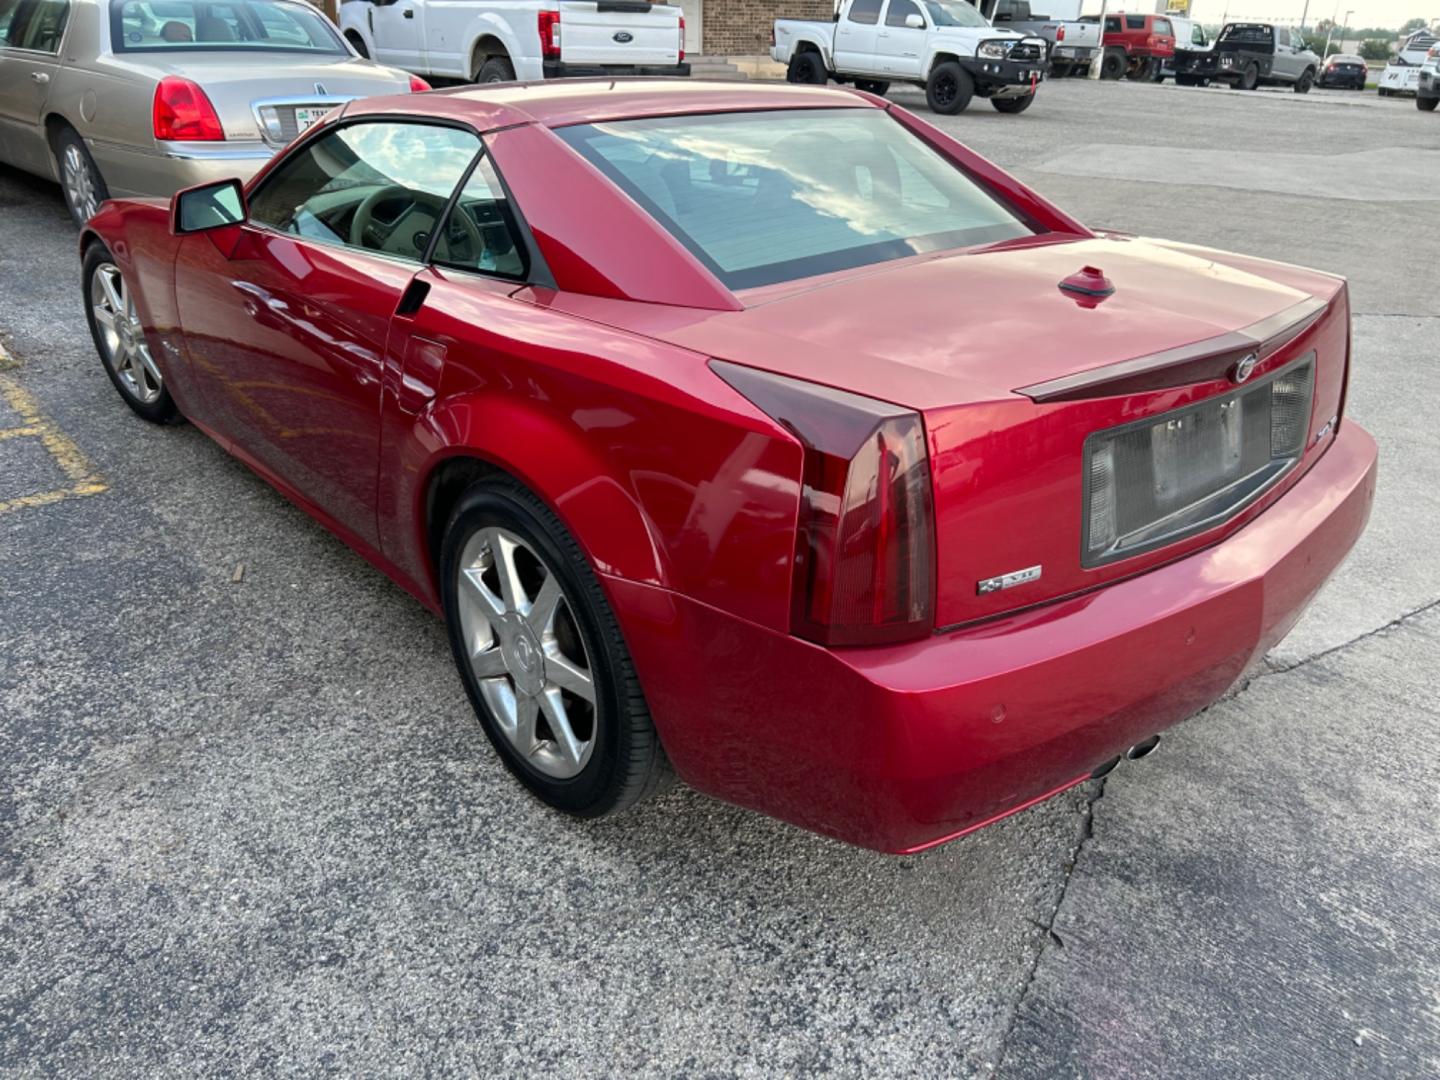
left=0, top=0, right=69, bottom=175
left=372, top=0, right=425, bottom=70
left=876, top=0, right=926, bottom=77
left=834, top=0, right=884, bottom=73
left=174, top=230, right=410, bottom=546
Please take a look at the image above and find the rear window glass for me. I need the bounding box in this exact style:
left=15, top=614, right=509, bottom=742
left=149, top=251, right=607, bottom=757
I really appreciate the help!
left=557, top=109, right=1032, bottom=290
left=109, top=0, right=346, bottom=53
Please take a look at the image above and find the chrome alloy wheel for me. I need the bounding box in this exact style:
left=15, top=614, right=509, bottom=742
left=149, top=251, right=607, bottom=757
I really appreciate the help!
left=63, top=142, right=99, bottom=222
left=456, top=527, right=598, bottom=779
left=91, top=263, right=163, bottom=405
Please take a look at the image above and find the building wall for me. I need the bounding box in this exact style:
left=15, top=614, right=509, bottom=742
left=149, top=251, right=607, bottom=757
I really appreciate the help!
left=701, top=0, right=834, bottom=56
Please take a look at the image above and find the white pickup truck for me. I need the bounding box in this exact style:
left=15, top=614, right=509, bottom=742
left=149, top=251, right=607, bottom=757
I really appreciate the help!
left=339, top=0, right=689, bottom=84
left=773, top=0, right=1048, bottom=115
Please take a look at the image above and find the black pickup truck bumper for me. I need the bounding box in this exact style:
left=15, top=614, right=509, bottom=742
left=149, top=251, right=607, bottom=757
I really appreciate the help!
left=959, top=55, right=1049, bottom=95
left=542, top=61, right=691, bottom=79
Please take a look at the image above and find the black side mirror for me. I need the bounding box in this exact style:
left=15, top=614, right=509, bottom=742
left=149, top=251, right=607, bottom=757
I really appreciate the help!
left=171, top=177, right=247, bottom=235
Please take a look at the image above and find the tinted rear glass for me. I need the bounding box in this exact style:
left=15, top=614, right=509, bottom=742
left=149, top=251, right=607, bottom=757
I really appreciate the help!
left=557, top=109, right=1032, bottom=290
left=109, top=0, right=345, bottom=53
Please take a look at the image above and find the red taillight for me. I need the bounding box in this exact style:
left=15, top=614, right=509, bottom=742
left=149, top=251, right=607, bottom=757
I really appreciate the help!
left=152, top=76, right=223, bottom=141
left=538, top=10, right=561, bottom=61
left=679, top=15, right=686, bottom=62
left=409, top=74, right=431, bottom=92
left=1056, top=25, right=1065, bottom=42
left=711, top=362, right=935, bottom=646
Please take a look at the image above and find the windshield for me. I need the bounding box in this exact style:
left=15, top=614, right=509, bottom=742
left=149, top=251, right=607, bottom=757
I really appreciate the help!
left=922, top=1, right=991, bottom=29
left=558, top=109, right=1032, bottom=290
left=109, top=0, right=346, bottom=53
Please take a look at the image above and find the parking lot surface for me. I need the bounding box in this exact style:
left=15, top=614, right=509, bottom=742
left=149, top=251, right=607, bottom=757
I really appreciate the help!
left=2, top=79, right=1437, bottom=1077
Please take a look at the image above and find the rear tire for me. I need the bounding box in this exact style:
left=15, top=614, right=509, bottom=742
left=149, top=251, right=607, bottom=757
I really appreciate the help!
left=1100, top=49, right=1126, bottom=80
left=1295, top=68, right=1314, bottom=93
left=1240, top=62, right=1259, bottom=90
left=786, top=51, right=828, bottom=85
left=439, top=477, right=673, bottom=818
left=477, top=56, right=516, bottom=84
left=52, top=127, right=108, bottom=227
left=853, top=78, right=890, bottom=96
left=925, top=61, right=974, bottom=114
left=82, top=241, right=179, bottom=425
left=991, top=93, right=1034, bottom=114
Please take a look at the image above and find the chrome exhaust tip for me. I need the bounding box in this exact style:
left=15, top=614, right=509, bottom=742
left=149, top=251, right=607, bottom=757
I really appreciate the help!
left=1090, top=755, right=1122, bottom=779
left=1126, top=735, right=1161, bottom=761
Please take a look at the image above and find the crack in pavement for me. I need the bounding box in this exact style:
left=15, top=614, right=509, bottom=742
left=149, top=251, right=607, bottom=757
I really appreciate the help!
left=987, top=595, right=1440, bottom=1076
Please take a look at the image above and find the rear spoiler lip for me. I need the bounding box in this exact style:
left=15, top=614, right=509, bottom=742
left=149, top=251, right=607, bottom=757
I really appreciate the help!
left=1014, top=296, right=1328, bottom=403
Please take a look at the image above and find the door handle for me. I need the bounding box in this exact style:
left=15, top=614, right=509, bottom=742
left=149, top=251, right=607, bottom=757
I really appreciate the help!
left=402, top=7, right=414, bottom=16
left=31, top=71, right=50, bottom=84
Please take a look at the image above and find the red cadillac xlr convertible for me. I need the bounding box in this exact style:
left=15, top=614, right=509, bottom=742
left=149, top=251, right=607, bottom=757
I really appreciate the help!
left=79, top=80, right=1377, bottom=853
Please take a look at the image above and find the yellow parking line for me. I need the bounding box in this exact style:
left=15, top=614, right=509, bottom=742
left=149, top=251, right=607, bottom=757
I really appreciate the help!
left=0, top=372, right=107, bottom=515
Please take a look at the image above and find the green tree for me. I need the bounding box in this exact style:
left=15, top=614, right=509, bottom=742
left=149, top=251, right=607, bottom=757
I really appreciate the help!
left=1358, top=38, right=1392, bottom=60
left=1303, top=31, right=1339, bottom=56
left=1399, top=17, right=1427, bottom=35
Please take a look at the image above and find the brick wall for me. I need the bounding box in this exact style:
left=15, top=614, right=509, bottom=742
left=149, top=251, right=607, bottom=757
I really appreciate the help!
left=702, top=0, right=835, bottom=56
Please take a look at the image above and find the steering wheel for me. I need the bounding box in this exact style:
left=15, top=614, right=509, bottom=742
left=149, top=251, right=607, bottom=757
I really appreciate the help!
left=348, top=184, right=485, bottom=262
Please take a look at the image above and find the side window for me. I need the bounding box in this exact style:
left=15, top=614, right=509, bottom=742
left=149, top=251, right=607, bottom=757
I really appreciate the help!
left=1104, top=15, right=1120, bottom=32
left=248, top=121, right=481, bottom=263
left=848, top=0, right=882, bottom=26
left=431, top=154, right=527, bottom=280
left=884, top=0, right=920, bottom=28
left=1125, top=15, right=1145, bottom=30
left=1192, top=25, right=1206, bottom=46
left=2, top=0, right=69, bottom=52
left=1153, top=19, right=1171, bottom=36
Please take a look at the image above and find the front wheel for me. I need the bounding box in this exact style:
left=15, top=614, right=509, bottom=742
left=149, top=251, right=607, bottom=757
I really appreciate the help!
left=926, top=61, right=974, bottom=114
left=1295, top=68, right=1314, bottom=93
left=1419, top=95, right=1439, bottom=111
left=853, top=78, right=890, bottom=96
left=786, top=51, right=827, bottom=85
left=82, top=242, right=179, bottom=424
left=991, top=93, right=1035, bottom=114
left=1100, top=49, right=1126, bottom=80
left=440, top=478, right=673, bottom=817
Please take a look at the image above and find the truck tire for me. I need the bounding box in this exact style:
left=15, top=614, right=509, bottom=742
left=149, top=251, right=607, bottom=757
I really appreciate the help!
left=1100, top=49, right=1126, bottom=80
left=926, top=61, right=974, bottom=114
left=478, top=56, right=516, bottom=84
left=991, top=93, right=1034, bottom=114
left=1175, top=74, right=1195, bottom=86
left=1419, top=95, right=1439, bottom=111
left=1295, top=68, right=1314, bottom=93
left=854, top=78, right=890, bottom=96
left=786, top=51, right=827, bottom=84
left=1240, top=62, right=1259, bottom=90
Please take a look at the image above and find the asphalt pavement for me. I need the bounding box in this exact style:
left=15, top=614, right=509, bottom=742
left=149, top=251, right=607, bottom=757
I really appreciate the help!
left=1, top=78, right=1436, bottom=1077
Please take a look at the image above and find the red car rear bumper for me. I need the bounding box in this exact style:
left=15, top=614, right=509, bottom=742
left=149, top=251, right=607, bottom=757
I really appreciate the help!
left=610, top=422, right=1378, bottom=853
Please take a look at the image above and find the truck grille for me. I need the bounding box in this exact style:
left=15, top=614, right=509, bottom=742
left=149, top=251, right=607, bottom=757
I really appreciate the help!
left=1083, top=356, right=1315, bottom=566
left=1009, top=41, right=1044, bottom=62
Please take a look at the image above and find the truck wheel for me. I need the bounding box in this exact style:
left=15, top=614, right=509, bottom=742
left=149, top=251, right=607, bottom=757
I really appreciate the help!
left=1419, top=95, right=1439, bottom=111
left=478, top=57, right=516, bottom=84
left=854, top=78, right=890, bottom=96
left=786, top=51, right=827, bottom=85
left=926, top=62, right=974, bottom=114
left=991, top=93, right=1034, bottom=114
left=1100, top=49, right=1126, bottom=80
left=53, top=127, right=109, bottom=227
left=1240, top=62, right=1259, bottom=90
left=1295, top=68, right=1314, bottom=93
